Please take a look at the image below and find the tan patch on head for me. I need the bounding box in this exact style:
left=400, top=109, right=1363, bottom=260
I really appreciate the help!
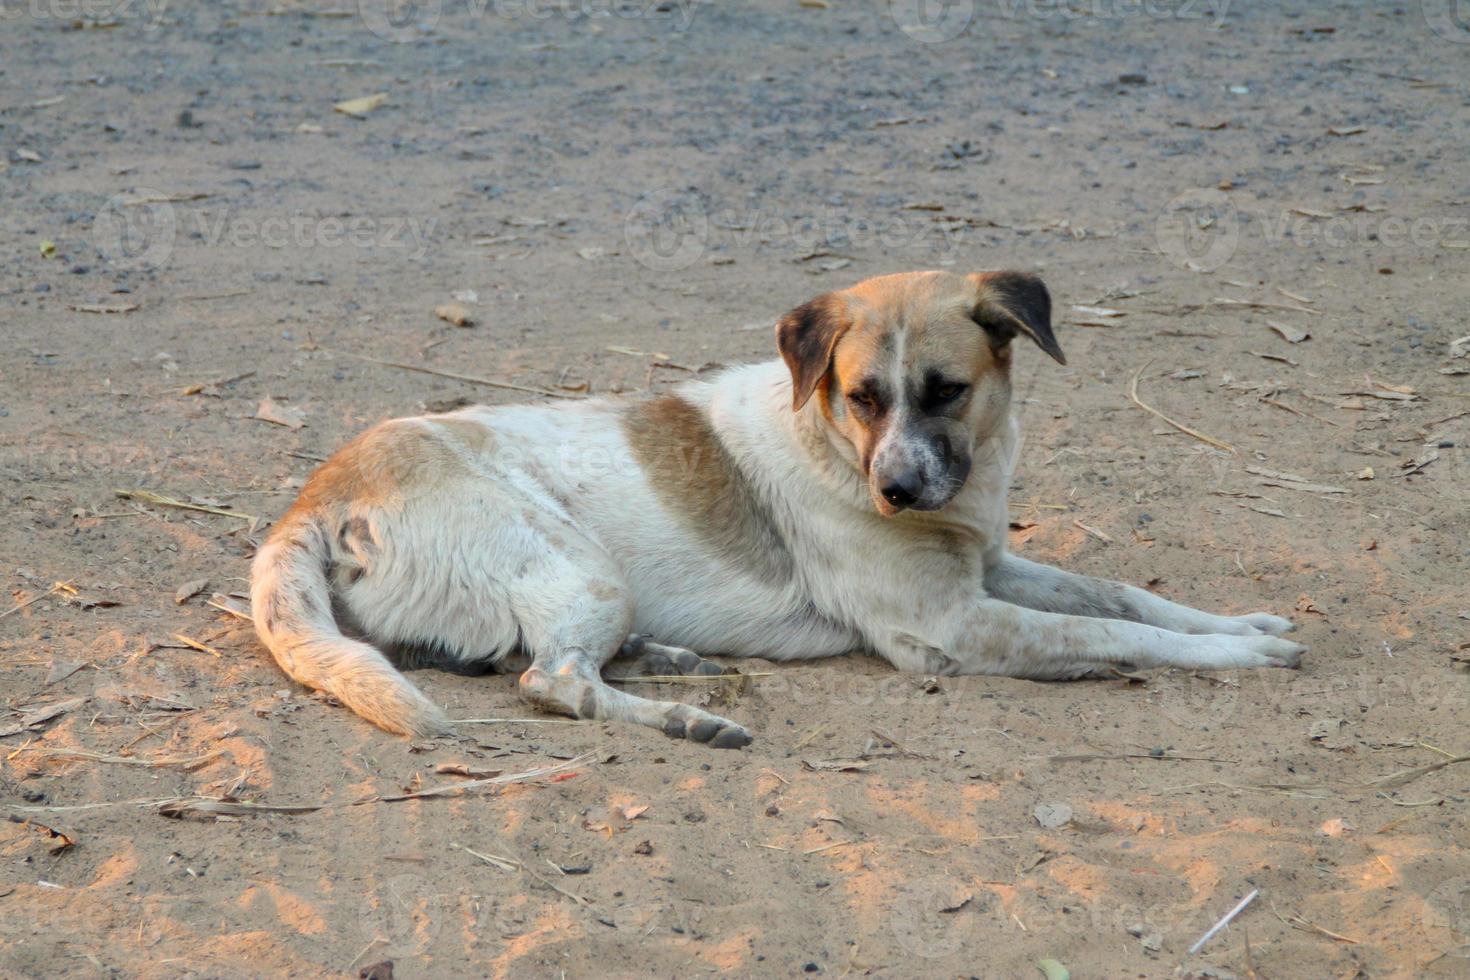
left=822, top=272, right=1008, bottom=463
left=622, top=394, right=793, bottom=581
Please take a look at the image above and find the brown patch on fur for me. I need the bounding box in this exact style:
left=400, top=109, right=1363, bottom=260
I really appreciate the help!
left=429, top=415, right=498, bottom=455
left=623, top=394, right=793, bottom=582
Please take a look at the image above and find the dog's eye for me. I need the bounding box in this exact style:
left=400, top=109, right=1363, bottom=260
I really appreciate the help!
left=847, top=390, right=879, bottom=414
left=935, top=383, right=968, bottom=401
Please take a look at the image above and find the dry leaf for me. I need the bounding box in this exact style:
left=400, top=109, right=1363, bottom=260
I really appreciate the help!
left=0, top=697, right=85, bottom=738
left=333, top=93, right=387, bottom=118
left=174, top=578, right=209, bottom=604
left=1327, top=125, right=1366, bottom=136
left=1070, top=305, right=1124, bottom=318
left=434, top=303, right=473, bottom=327
left=255, top=398, right=306, bottom=429
left=1268, top=321, right=1310, bottom=343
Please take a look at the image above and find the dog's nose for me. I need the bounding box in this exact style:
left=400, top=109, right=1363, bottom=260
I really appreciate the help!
left=879, top=469, right=922, bottom=508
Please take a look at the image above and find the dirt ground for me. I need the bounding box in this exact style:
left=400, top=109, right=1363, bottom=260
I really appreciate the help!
left=3, top=1, right=1469, bottom=977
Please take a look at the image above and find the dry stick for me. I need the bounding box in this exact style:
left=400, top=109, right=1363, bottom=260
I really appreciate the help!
left=453, top=842, right=592, bottom=907
left=20, top=748, right=222, bottom=769
left=114, top=489, right=256, bottom=522
left=171, top=634, right=222, bottom=658
left=1188, top=889, right=1259, bottom=956
left=0, top=581, right=72, bottom=621
left=449, top=717, right=584, bottom=726
left=1268, top=898, right=1359, bottom=945
left=326, top=348, right=583, bottom=400
left=1127, top=361, right=1236, bottom=454
left=1212, top=297, right=1322, bottom=316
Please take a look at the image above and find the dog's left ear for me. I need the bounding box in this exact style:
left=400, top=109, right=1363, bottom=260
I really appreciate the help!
left=776, top=295, right=849, bottom=411
left=967, top=271, right=1066, bottom=365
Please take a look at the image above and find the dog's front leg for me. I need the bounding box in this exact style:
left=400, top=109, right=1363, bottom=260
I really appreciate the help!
left=982, top=552, right=1295, bottom=637
left=876, top=598, right=1304, bottom=680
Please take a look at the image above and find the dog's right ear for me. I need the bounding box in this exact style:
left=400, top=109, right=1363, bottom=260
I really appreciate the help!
left=776, top=295, right=848, bottom=411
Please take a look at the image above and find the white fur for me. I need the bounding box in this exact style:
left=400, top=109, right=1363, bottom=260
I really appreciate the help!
left=250, top=359, right=1301, bottom=744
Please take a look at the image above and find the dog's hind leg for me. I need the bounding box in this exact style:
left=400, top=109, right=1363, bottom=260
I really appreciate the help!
left=510, top=536, right=752, bottom=749
left=605, top=634, right=726, bottom=680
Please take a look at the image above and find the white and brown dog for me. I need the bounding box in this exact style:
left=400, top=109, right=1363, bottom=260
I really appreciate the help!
left=251, top=271, right=1302, bottom=748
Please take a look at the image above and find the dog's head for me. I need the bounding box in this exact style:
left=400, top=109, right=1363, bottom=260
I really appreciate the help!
left=776, top=270, right=1064, bottom=517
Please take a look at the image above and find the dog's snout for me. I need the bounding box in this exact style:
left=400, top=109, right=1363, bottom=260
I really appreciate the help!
left=879, top=468, right=923, bottom=509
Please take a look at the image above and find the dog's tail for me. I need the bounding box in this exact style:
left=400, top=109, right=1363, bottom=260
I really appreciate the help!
left=249, top=517, right=449, bottom=737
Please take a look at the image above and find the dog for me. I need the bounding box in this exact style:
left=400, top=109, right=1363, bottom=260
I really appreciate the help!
left=250, top=270, right=1303, bottom=748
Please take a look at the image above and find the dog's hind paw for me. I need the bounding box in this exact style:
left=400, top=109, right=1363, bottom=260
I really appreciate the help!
left=662, top=705, right=753, bottom=749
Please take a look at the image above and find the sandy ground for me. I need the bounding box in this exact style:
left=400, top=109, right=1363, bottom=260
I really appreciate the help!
left=2, top=1, right=1470, bottom=977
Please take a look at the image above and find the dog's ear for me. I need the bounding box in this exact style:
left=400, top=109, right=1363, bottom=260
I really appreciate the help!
left=967, top=271, right=1065, bottom=365
left=776, top=295, right=849, bottom=411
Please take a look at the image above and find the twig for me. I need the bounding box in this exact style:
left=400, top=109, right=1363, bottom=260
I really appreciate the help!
left=1212, top=297, right=1322, bottom=316
left=170, top=634, right=222, bottom=658
left=20, top=748, right=222, bottom=769
left=606, top=672, right=771, bottom=684
left=803, top=840, right=853, bottom=854
left=326, top=349, right=583, bottom=400
left=448, top=718, right=584, bottom=726
left=1128, top=361, right=1236, bottom=453
left=1188, top=889, right=1258, bottom=956
left=1268, top=897, right=1359, bottom=944
left=0, top=581, right=73, bottom=621
left=452, top=842, right=592, bottom=907
left=1048, top=752, right=1235, bottom=764
left=114, top=490, right=256, bottom=522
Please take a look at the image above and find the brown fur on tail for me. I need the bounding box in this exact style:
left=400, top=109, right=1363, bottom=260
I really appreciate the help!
left=249, top=517, right=449, bottom=737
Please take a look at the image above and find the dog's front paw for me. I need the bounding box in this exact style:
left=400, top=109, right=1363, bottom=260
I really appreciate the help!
left=1237, top=612, right=1297, bottom=637
left=1232, top=633, right=1306, bottom=669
